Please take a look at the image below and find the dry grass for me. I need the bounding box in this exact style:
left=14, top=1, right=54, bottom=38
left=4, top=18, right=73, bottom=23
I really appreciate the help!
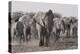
left=11, top=37, right=78, bottom=53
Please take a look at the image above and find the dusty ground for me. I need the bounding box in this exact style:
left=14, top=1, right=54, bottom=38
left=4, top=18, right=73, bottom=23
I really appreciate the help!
left=11, top=37, right=78, bottom=53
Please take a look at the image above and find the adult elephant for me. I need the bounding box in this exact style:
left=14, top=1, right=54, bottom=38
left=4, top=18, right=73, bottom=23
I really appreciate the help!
left=16, top=21, right=24, bottom=43
left=19, top=14, right=34, bottom=41
left=52, top=18, right=64, bottom=41
left=72, top=24, right=77, bottom=37
left=43, top=10, right=54, bottom=46
left=33, top=10, right=54, bottom=46
left=33, top=12, right=46, bottom=46
left=70, top=17, right=78, bottom=37
left=61, top=17, right=73, bottom=38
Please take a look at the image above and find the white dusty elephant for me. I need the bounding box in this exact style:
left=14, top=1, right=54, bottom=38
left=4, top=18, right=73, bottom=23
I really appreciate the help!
left=52, top=18, right=64, bottom=41
left=33, top=12, right=47, bottom=46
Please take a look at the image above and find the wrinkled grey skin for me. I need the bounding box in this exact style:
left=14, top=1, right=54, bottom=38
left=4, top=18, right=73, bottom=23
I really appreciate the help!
left=16, top=21, right=24, bottom=43
left=33, top=10, right=54, bottom=46
left=42, top=10, right=54, bottom=46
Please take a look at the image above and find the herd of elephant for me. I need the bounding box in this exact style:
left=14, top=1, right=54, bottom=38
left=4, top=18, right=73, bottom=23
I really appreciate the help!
left=11, top=10, right=78, bottom=47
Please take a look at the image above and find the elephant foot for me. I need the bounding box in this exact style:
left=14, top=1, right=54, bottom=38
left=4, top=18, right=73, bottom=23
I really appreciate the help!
left=39, top=42, right=44, bottom=46
left=44, top=42, right=49, bottom=47
left=66, top=35, right=70, bottom=38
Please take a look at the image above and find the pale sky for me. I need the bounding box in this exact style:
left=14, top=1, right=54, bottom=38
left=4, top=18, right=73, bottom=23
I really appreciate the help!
left=12, top=1, right=78, bottom=17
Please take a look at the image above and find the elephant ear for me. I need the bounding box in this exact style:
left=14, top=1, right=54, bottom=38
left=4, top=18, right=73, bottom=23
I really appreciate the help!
left=41, top=18, right=45, bottom=27
left=33, top=12, right=46, bottom=27
left=53, top=18, right=61, bottom=29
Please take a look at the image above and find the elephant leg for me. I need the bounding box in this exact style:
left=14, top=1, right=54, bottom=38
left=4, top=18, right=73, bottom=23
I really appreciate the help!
left=28, top=33, right=31, bottom=41
left=29, top=34, right=31, bottom=40
left=73, top=27, right=77, bottom=37
left=22, top=33, right=25, bottom=42
left=45, top=33, right=49, bottom=46
left=21, top=33, right=25, bottom=43
left=16, top=32, right=21, bottom=43
left=62, top=28, right=65, bottom=34
left=72, top=28, right=75, bottom=37
left=66, top=29, right=70, bottom=38
left=26, top=35, right=29, bottom=41
left=55, top=29, right=60, bottom=41
left=13, top=28, right=16, bottom=39
left=19, top=34, right=22, bottom=43
left=39, top=34, right=44, bottom=46
left=26, top=33, right=30, bottom=41
left=68, top=29, right=70, bottom=37
left=39, top=36, right=44, bottom=46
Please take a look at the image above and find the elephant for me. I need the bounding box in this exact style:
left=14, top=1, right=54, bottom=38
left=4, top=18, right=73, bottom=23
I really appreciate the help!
left=43, top=10, right=54, bottom=46
left=52, top=17, right=78, bottom=39
left=70, top=17, right=78, bottom=37
left=33, top=10, right=54, bottom=46
left=60, top=17, right=77, bottom=38
left=16, top=21, right=24, bottom=43
left=33, top=12, right=47, bottom=46
left=25, top=26, right=31, bottom=41
left=52, top=18, right=64, bottom=41
left=19, top=14, right=34, bottom=41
